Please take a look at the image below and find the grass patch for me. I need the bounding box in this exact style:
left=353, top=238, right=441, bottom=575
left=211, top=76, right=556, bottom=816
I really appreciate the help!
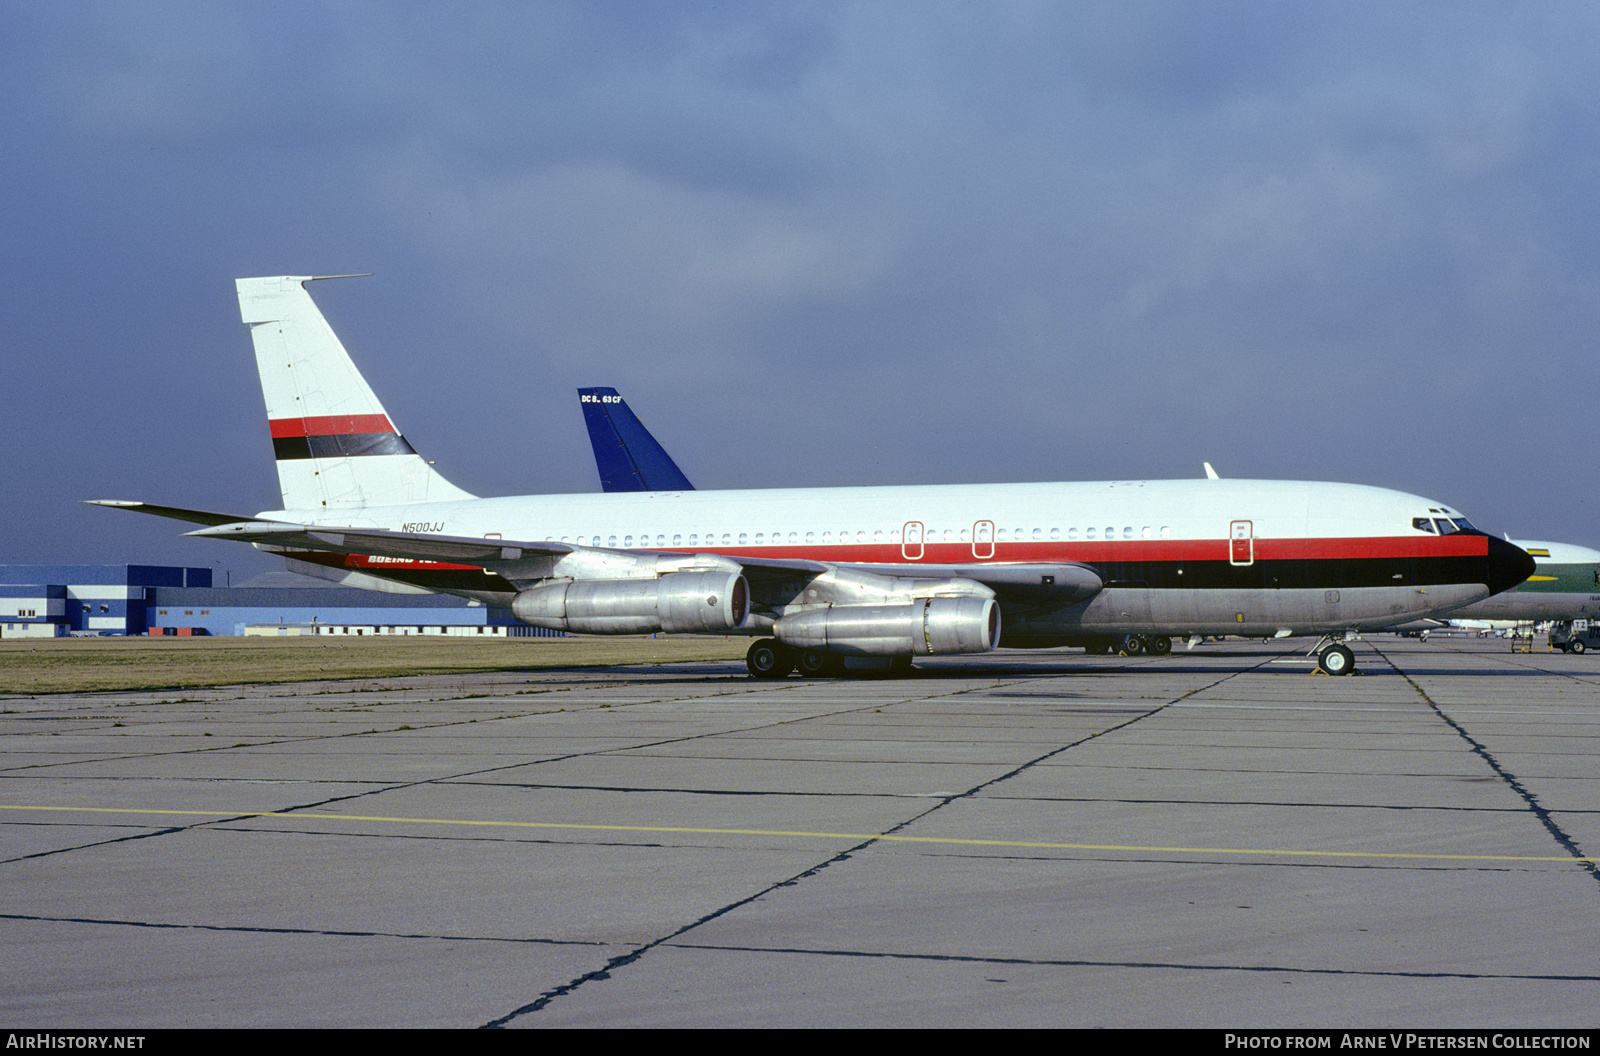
left=0, top=635, right=750, bottom=695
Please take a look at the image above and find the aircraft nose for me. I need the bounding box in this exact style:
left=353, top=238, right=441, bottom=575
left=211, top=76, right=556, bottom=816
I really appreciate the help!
left=1484, top=535, right=1537, bottom=596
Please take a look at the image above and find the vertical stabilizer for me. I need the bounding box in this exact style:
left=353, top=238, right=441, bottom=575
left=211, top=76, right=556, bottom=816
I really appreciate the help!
left=236, top=276, right=475, bottom=511
left=578, top=386, right=694, bottom=492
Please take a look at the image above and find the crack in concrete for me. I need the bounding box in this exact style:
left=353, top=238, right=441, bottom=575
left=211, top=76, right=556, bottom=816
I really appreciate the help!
left=1368, top=642, right=1600, bottom=891
left=480, top=655, right=1280, bottom=1027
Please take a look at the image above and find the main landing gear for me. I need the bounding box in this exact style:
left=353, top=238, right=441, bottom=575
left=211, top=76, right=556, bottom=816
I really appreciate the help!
left=795, top=647, right=844, bottom=678
left=746, top=639, right=906, bottom=680
left=745, top=638, right=795, bottom=679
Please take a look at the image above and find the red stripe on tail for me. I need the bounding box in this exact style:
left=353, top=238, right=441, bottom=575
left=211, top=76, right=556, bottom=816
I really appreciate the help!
left=269, top=414, right=396, bottom=439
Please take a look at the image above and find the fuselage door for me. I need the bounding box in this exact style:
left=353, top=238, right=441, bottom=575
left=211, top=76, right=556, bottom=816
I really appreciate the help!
left=972, top=520, right=995, bottom=559
left=902, top=521, right=925, bottom=561
left=1229, top=520, right=1254, bottom=566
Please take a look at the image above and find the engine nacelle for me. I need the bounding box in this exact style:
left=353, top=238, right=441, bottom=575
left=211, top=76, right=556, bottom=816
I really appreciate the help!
left=774, top=597, right=1000, bottom=656
left=512, top=571, right=748, bottom=635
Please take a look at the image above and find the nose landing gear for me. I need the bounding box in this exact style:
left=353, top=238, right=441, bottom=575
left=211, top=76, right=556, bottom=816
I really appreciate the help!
left=1312, top=638, right=1357, bottom=676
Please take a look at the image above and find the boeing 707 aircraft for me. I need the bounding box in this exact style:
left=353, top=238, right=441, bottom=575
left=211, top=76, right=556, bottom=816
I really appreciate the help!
left=92, top=276, right=1533, bottom=678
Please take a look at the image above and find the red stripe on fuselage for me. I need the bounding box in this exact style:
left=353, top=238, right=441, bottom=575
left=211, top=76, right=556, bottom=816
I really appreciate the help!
left=269, top=414, right=396, bottom=439
left=586, top=535, right=1488, bottom=565
left=293, top=534, right=1486, bottom=576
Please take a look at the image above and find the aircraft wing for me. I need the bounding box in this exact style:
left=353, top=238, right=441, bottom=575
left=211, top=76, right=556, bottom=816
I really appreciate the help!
left=88, top=501, right=575, bottom=563
left=832, top=560, right=1104, bottom=605
left=726, top=556, right=1102, bottom=612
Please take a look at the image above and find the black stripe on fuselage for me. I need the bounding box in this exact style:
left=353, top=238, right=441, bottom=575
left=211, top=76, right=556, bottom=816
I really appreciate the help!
left=1080, top=554, right=1490, bottom=591
left=273, top=433, right=418, bottom=460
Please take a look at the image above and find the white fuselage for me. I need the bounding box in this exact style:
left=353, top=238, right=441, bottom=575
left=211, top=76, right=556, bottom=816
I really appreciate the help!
left=266, top=475, right=1523, bottom=640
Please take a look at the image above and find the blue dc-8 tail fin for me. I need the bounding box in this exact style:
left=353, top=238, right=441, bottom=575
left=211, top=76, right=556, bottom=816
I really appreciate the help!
left=577, top=387, right=694, bottom=493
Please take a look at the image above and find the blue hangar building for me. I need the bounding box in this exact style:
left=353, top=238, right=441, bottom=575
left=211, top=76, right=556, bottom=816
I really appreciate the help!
left=0, top=565, right=532, bottom=638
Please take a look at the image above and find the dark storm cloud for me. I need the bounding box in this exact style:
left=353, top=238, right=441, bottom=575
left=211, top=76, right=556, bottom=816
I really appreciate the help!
left=4, top=1, right=1598, bottom=577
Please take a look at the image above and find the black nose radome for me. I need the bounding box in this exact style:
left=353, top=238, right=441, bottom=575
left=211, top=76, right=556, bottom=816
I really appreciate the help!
left=1484, top=535, right=1537, bottom=596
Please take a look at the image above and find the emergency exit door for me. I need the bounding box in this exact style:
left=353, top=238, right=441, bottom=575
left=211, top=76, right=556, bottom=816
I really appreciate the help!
left=1229, top=520, right=1254, bottom=566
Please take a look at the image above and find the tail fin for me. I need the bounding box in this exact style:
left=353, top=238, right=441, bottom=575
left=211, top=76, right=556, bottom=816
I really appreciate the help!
left=578, top=387, right=694, bottom=492
left=236, top=276, right=475, bottom=511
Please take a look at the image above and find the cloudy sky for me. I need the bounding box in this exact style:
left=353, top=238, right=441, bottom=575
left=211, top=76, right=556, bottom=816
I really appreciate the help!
left=5, top=1, right=1598, bottom=579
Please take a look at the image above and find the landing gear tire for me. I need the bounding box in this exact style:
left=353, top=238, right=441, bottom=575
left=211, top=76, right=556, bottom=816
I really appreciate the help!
left=1571, top=640, right=1586, bottom=655
left=1318, top=643, right=1355, bottom=676
left=797, top=649, right=842, bottom=678
left=1085, top=640, right=1112, bottom=655
left=1118, top=635, right=1145, bottom=656
left=1145, top=634, right=1172, bottom=657
left=746, top=638, right=794, bottom=679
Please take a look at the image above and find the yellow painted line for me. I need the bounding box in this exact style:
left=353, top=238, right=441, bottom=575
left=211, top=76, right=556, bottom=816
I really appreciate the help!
left=2, top=803, right=1595, bottom=864
left=1527, top=575, right=1558, bottom=581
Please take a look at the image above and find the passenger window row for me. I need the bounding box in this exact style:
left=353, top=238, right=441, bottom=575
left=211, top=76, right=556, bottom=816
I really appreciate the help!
left=552, top=525, right=1176, bottom=548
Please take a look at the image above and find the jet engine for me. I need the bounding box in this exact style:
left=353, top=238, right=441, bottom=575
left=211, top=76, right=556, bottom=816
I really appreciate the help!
left=512, top=571, right=748, bottom=635
left=774, top=596, right=999, bottom=656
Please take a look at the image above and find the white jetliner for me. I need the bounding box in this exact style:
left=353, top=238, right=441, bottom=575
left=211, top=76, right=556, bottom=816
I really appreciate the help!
left=91, top=276, right=1534, bottom=678
left=1445, top=539, right=1600, bottom=622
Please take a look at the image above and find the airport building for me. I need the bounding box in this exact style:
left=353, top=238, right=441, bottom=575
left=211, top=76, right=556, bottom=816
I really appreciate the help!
left=0, top=564, right=210, bottom=637
left=0, top=565, right=546, bottom=638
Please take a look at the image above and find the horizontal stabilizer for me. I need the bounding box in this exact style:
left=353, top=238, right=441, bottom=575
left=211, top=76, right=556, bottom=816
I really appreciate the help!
left=86, top=500, right=271, bottom=527
left=184, top=521, right=575, bottom=564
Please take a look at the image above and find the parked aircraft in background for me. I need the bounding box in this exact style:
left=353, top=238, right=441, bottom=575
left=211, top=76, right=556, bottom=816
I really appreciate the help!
left=578, top=387, right=694, bottom=493
left=1446, top=539, right=1600, bottom=621
left=92, top=276, right=1533, bottom=678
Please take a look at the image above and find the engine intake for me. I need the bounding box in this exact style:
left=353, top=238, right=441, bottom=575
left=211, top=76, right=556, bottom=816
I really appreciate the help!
left=775, top=597, right=999, bottom=656
left=512, top=571, right=748, bottom=635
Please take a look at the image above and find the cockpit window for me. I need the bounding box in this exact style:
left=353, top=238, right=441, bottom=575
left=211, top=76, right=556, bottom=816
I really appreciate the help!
left=1434, top=517, right=1477, bottom=535
left=1413, top=517, right=1437, bottom=533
